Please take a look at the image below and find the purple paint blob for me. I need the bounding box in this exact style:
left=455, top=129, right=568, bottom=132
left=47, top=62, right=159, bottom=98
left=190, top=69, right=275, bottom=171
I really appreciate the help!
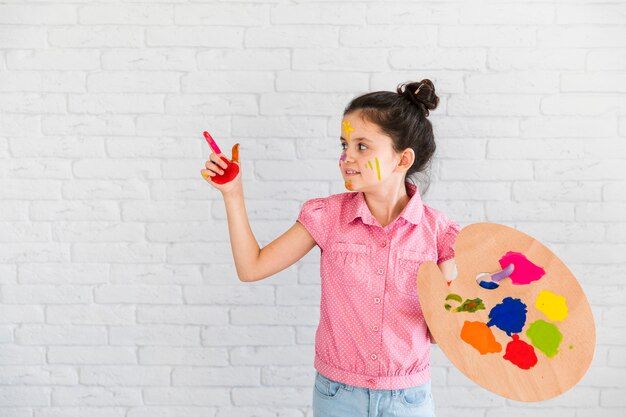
left=499, top=252, right=545, bottom=285
left=491, top=263, right=515, bottom=283
left=487, top=297, right=528, bottom=337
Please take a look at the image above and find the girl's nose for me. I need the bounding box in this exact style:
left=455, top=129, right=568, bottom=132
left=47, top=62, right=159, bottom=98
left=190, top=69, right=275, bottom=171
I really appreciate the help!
left=342, top=147, right=356, bottom=163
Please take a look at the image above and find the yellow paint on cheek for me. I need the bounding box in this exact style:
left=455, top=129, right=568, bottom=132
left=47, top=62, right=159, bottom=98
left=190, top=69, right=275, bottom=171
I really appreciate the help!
left=367, top=160, right=373, bottom=170
left=535, top=290, right=569, bottom=322
left=375, top=157, right=381, bottom=180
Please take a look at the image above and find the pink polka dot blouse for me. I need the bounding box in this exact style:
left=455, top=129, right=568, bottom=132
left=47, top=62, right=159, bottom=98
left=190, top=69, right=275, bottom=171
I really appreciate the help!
left=297, top=181, right=460, bottom=390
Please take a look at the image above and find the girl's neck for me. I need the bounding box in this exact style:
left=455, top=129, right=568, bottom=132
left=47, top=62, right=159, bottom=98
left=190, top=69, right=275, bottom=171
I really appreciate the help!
left=362, top=178, right=410, bottom=228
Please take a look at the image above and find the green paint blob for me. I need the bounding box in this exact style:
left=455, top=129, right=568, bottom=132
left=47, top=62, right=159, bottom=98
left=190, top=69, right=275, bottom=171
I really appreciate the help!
left=446, top=293, right=463, bottom=303
left=443, top=293, right=485, bottom=313
left=526, top=319, right=563, bottom=358
left=456, top=298, right=485, bottom=313
left=570, top=345, right=573, bottom=350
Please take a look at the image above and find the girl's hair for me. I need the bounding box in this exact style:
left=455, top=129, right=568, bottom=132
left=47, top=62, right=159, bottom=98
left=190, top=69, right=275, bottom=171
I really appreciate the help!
left=343, top=79, right=440, bottom=193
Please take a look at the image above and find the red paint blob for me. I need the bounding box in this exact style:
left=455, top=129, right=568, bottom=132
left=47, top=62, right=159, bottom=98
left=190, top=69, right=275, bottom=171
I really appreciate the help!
left=211, top=156, right=239, bottom=184
left=503, top=334, right=538, bottom=370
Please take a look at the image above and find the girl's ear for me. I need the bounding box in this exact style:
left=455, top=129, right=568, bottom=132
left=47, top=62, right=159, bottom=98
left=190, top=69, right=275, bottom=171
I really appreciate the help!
left=397, top=148, right=415, bottom=172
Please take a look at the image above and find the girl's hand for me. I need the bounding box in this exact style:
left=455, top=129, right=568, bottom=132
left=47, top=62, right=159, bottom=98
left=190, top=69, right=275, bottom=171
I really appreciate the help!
left=201, top=143, right=242, bottom=196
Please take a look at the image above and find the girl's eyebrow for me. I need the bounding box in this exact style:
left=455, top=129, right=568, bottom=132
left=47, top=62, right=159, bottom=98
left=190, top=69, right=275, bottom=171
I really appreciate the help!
left=340, top=136, right=372, bottom=142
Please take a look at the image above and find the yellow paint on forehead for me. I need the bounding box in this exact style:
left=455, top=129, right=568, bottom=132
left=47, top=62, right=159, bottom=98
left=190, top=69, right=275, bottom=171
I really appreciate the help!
left=342, top=121, right=355, bottom=142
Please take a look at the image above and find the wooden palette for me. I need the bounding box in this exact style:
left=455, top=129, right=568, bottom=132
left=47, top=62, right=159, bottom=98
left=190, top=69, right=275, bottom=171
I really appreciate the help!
left=417, top=222, right=595, bottom=402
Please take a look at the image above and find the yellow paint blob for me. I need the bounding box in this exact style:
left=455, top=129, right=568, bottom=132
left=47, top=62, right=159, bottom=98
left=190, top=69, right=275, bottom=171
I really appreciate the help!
left=536, top=290, right=568, bottom=322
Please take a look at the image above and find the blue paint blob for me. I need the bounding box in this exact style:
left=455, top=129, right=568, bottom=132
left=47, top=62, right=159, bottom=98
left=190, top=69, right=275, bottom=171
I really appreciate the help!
left=479, top=281, right=499, bottom=290
left=487, top=297, right=527, bottom=336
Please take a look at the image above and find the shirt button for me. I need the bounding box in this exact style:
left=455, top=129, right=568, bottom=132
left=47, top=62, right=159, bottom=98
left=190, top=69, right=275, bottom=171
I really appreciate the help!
left=371, top=354, right=377, bottom=360
left=377, top=269, right=384, bottom=275
left=373, top=325, right=379, bottom=331
left=381, top=242, right=387, bottom=247
left=374, top=297, right=381, bottom=304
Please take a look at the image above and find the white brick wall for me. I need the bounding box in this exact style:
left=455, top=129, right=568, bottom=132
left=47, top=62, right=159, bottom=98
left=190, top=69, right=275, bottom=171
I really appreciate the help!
left=0, top=1, right=624, bottom=416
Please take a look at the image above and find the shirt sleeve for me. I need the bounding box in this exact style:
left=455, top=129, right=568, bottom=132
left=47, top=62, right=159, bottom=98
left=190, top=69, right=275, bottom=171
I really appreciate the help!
left=296, top=197, right=328, bottom=249
left=437, top=219, right=461, bottom=264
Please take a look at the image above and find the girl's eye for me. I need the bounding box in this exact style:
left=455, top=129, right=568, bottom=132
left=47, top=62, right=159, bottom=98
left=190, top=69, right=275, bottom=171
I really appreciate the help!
left=340, top=143, right=367, bottom=151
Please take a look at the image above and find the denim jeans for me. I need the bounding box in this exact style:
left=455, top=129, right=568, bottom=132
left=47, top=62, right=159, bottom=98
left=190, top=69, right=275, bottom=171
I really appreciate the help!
left=312, top=371, right=436, bottom=417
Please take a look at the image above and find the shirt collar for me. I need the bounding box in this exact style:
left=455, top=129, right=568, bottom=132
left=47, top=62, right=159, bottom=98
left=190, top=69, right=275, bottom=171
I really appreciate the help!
left=343, top=181, right=424, bottom=226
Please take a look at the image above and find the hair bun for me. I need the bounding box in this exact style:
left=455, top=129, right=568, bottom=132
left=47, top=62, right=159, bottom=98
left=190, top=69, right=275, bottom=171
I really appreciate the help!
left=396, top=79, right=439, bottom=117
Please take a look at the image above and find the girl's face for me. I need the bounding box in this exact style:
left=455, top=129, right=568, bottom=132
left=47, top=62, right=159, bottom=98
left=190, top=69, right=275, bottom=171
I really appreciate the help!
left=339, top=111, right=413, bottom=192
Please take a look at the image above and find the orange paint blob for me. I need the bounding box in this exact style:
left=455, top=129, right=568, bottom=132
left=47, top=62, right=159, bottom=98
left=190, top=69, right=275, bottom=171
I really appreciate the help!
left=460, top=321, right=502, bottom=355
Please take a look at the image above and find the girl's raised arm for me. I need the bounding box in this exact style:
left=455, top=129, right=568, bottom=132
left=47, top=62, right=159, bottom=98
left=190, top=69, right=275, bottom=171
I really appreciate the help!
left=223, top=190, right=316, bottom=282
left=201, top=139, right=316, bottom=282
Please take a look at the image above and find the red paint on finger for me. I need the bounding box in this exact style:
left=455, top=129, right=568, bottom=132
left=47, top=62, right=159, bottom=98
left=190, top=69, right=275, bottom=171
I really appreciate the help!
left=202, top=131, right=239, bottom=184
left=203, top=131, right=222, bottom=154
left=210, top=156, right=239, bottom=184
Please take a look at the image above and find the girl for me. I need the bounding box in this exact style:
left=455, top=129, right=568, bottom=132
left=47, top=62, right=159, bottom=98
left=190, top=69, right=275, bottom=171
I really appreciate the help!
left=201, top=79, right=460, bottom=417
